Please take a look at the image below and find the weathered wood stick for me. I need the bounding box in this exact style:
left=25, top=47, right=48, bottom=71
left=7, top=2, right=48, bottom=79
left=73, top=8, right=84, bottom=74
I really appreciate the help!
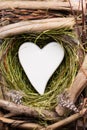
left=0, top=99, right=58, bottom=121
left=69, top=55, right=87, bottom=102
left=0, top=116, right=42, bottom=130
left=0, top=1, right=83, bottom=11
left=0, top=18, right=75, bottom=32
left=0, top=17, right=75, bottom=38
left=0, top=108, right=86, bottom=130
left=56, top=54, right=87, bottom=116
left=41, top=108, right=87, bottom=130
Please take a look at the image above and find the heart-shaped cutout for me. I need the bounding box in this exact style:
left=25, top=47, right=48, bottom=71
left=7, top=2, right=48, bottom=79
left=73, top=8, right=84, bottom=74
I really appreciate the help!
left=18, top=42, right=64, bottom=95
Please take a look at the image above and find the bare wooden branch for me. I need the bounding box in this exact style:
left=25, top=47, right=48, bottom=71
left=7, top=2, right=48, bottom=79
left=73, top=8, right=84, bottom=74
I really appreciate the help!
left=0, top=17, right=75, bottom=38
left=41, top=108, right=87, bottom=130
left=0, top=1, right=83, bottom=11
left=56, top=54, right=87, bottom=116
left=0, top=99, right=58, bottom=121
left=0, top=108, right=86, bottom=130
left=0, top=116, right=42, bottom=130
left=69, top=55, right=87, bottom=102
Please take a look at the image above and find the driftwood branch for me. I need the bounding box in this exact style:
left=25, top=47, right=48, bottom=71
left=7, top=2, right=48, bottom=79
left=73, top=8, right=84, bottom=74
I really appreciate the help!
left=0, top=108, right=86, bottom=130
left=0, top=99, right=58, bottom=121
left=0, top=117, right=42, bottom=130
left=56, top=54, right=87, bottom=116
left=68, top=55, right=87, bottom=102
left=0, top=17, right=75, bottom=38
left=0, top=1, right=84, bottom=11
left=41, top=108, right=87, bottom=130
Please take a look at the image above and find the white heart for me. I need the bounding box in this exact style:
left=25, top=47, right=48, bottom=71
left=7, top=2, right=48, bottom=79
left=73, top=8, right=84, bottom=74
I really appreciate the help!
left=18, top=42, right=64, bottom=95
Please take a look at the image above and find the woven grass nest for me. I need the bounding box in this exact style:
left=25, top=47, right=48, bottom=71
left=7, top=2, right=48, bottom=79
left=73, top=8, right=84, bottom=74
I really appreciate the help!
left=0, top=1, right=87, bottom=130
left=1, top=28, right=79, bottom=109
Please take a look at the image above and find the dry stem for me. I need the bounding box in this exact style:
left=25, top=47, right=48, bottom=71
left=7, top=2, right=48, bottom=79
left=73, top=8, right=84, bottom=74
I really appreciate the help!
left=0, top=99, right=58, bottom=121
left=69, top=55, right=87, bottom=102
left=0, top=17, right=75, bottom=38
left=0, top=1, right=83, bottom=11
left=0, top=117, right=42, bottom=130
left=0, top=108, right=86, bottom=130
left=41, top=108, right=87, bottom=130
left=56, top=54, right=87, bottom=116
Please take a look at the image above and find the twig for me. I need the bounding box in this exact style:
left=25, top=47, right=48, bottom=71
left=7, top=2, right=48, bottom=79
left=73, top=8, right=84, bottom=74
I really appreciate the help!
left=0, top=1, right=83, bottom=11
left=0, top=17, right=75, bottom=38
left=69, top=54, right=87, bottom=102
left=68, top=0, right=81, bottom=38
left=0, top=99, right=58, bottom=121
left=56, top=54, right=87, bottom=116
left=0, top=117, right=42, bottom=130
left=41, top=108, right=87, bottom=130
left=0, top=108, right=86, bottom=130
left=81, top=0, right=86, bottom=43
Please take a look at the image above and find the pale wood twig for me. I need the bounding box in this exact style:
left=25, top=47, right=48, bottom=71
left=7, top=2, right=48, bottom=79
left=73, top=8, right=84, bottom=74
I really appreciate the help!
left=69, top=55, right=87, bottom=102
left=0, top=108, right=86, bottom=130
left=0, top=17, right=75, bottom=38
left=81, top=0, right=86, bottom=43
left=0, top=116, right=42, bottom=130
left=56, top=54, right=87, bottom=116
left=0, top=99, right=58, bottom=121
left=0, top=1, right=83, bottom=11
left=41, top=108, right=87, bottom=130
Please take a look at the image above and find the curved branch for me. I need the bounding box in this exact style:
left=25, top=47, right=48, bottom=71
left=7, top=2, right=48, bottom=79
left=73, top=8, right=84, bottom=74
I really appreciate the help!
left=0, top=17, right=75, bottom=38
left=41, top=108, right=87, bottom=130
left=69, top=55, right=87, bottom=102
left=56, top=54, right=87, bottom=116
left=0, top=117, right=42, bottom=130
left=0, top=99, right=58, bottom=121
left=0, top=108, right=86, bottom=130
